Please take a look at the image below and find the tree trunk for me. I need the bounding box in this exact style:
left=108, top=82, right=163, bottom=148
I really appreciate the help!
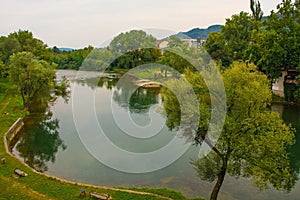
left=210, top=166, right=226, bottom=200
left=20, top=90, right=28, bottom=111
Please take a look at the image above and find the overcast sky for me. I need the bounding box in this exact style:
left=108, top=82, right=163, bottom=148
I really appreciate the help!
left=0, top=0, right=283, bottom=48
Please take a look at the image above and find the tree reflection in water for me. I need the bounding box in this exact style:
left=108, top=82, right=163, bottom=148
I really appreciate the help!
left=16, top=112, right=67, bottom=172
left=13, top=90, right=67, bottom=172
left=98, top=75, right=160, bottom=114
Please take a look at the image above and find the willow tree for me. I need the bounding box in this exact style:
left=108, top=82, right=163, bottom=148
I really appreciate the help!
left=9, top=52, right=55, bottom=110
left=162, top=62, right=296, bottom=200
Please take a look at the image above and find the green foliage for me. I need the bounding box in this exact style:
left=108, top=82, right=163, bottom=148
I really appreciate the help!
left=109, top=30, right=157, bottom=54
left=167, top=36, right=185, bottom=48
left=0, top=30, right=51, bottom=64
left=206, top=0, right=300, bottom=101
left=247, top=0, right=300, bottom=82
left=9, top=52, right=55, bottom=110
left=0, top=60, right=9, bottom=78
left=116, top=187, right=200, bottom=200
left=0, top=36, right=21, bottom=64
left=107, top=30, right=160, bottom=71
left=159, top=37, right=194, bottom=75
left=293, top=87, right=300, bottom=103
left=162, top=62, right=296, bottom=200
left=205, top=12, right=254, bottom=67
left=53, top=30, right=160, bottom=71
left=250, top=0, right=263, bottom=21
left=204, top=32, right=231, bottom=67
left=267, top=0, right=300, bottom=67
left=52, top=46, right=93, bottom=70
left=284, top=82, right=299, bottom=102
left=222, top=12, right=253, bottom=61
left=81, top=48, right=114, bottom=71
left=54, top=75, right=70, bottom=103
left=109, top=48, right=161, bottom=71
left=161, top=84, right=181, bottom=130
left=15, top=111, right=66, bottom=172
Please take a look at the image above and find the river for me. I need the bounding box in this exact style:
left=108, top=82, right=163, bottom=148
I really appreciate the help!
left=11, top=70, right=300, bottom=199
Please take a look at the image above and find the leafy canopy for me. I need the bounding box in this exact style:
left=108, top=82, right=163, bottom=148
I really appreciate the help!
left=162, top=62, right=296, bottom=200
left=9, top=52, right=55, bottom=110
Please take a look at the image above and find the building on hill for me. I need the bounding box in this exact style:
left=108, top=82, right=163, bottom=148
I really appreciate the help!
left=181, top=38, right=206, bottom=48
left=157, top=40, right=169, bottom=49
left=157, top=38, right=206, bottom=50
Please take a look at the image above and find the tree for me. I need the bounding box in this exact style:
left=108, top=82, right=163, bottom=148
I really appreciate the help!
left=205, top=12, right=254, bottom=67
left=9, top=52, right=55, bottom=110
left=222, top=12, right=253, bottom=61
left=81, top=48, right=114, bottom=71
left=245, top=29, right=285, bottom=81
left=109, top=48, right=161, bottom=71
left=269, top=0, right=300, bottom=68
left=0, top=60, right=9, bottom=78
left=204, top=32, right=231, bottom=67
left=52, top=46, right=61, bottom=54
left=109, top=30, right=157, bottom=54
left=159, top=36, right=195, bottom=76
left=0, top=36, right=21, bottom=64
left=8, top=30, right=52, bottom=61
left=250, top=0, right=263, bottom=21
left=162, top=62, right=296, bottom=200
left=246, top=0, right=300, bottom=90
left=52, top=46, right=94, bottom=70
left=167, top=35, right=185, bottom=48
left=0, top=30, right=52, bottom=64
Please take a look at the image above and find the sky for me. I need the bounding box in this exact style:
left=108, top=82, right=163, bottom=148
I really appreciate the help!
left=0, top=0, right=283, bottom=48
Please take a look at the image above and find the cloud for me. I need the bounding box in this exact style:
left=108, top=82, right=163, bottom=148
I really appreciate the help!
left=0, top=0, right=283, bottom=48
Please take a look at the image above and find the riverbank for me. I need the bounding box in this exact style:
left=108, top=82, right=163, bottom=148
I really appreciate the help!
left=0, top=78, right=202, bottom=200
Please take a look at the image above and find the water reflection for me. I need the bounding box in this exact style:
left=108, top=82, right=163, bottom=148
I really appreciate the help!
left=98, top=75, right=119, bottom=90
left=14, top=112, right=67, bottom=172
left=273, top=104, right=300, bottom=178
left=98, top=75, right=161, bottom=114
left=73, top=75, right=161, bottom=114
left=128, top=87, right=160, bottom=113
left=11, top=90, right=67, bottom=172
left=11, top=70, right=300, bottom=199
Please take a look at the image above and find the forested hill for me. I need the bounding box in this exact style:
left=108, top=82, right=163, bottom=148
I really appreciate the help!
left=175, top=25, right=221, bottom=39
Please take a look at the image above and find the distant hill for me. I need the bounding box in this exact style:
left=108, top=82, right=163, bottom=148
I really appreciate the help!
left=59, top=47, right=74, bottom=52
left=175, top=25, right=222, bottom=39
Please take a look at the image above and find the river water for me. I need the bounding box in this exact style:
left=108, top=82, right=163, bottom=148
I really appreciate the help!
left=11, top=70, right=300, bottom=199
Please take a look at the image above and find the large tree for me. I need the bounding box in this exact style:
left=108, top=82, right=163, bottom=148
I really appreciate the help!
left=246, top=0, right=300, bottom=82
left=204, top=32, right=232, bottom=67
left=0, top=30, right=51, bottom=64
left=205, top=12, right=254, bottom=67
left=159, top=36, right=194, bottom=76
left=0, top=36, right=21, bottom=64
left=9, top=52, right=55, bottom=110
left=162, top=62, right=296, bottom=200
left=109, top=30, right=157, bottom=54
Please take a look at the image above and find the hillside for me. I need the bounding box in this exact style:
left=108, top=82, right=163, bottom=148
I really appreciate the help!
left=175, top=25, right=221, bottom=39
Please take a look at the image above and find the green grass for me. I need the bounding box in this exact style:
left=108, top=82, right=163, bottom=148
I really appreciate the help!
left=106, top=66, right=168, bottom=80
left=129, top=67, right=164, bottom=80
left=0, top=78, right=200, bottom=200
left=115, top=187, right=204, bottom=200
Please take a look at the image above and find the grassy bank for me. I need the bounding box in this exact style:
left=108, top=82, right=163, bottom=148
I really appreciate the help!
left=0, top=78, right=203, bottom=200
